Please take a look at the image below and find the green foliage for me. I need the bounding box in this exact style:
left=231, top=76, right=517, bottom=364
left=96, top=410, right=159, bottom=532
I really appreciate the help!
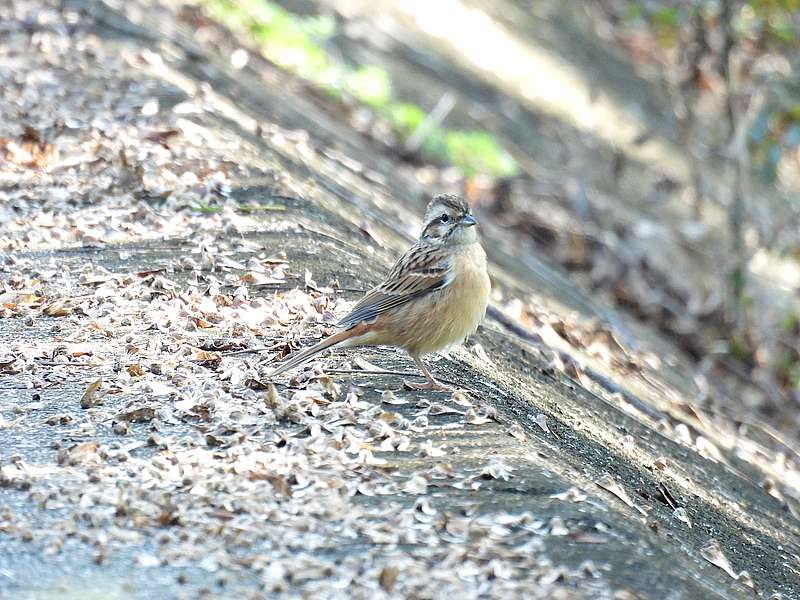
left=650, top=6, right=681, bottom=46
left=776, top=348, right=800, bottom=388
left=728, top=335, right=754, bottom=362
left=750, top=88, right=800, bottom=183
left=345, top=66, right=392, bottom=109
left=746, top=0, right=800, bottom=44
left=781, top=311, right=800, bottom=333
left=205, top=0, right=336, bottom=81
left=441, top=131, right=519, bottom=178
left=200, top=0, right=518, bottom=178
left=777, top=312, right=800, bottom=389
left=790, top=363, right=800, bottom=389
left=382, top=105, right=517, bottom=176
left=386, top=102, right=427, bottom=135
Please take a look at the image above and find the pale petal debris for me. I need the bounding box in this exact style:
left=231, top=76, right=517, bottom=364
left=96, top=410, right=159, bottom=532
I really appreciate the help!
left=596, top=474, right=647, bottom=517
left=428, top=402, right=462, bottom=416
left=420, top=440, right=447, bottom=457
left=403, top=474, right=429, bottom=494
left=479, top=459, right=514, bottom=481
left=530, top=413, right=552, bottom=435
left=548, top=516, right=569, bottom=536
left=451, top=390, right=473, bottom=407
left=2, top=6, right=781, bottom=598
left=699, top=539, right=740, bottom=580
left=672, top=507, right=693, bottom=528
left=503, top=421, right=526, bottom=442
left=550, top=487, right=588, bottom=502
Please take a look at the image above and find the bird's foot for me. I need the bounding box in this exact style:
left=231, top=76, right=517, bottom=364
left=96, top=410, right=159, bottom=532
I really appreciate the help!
left=404, top=378, right=453, bottom=392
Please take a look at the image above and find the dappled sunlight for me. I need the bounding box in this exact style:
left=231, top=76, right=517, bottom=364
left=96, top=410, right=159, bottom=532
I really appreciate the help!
left=393, top=0, right=686, bottom=180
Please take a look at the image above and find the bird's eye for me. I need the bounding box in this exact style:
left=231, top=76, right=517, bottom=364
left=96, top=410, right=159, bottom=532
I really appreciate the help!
left=439, top=214, right=450, bottom=223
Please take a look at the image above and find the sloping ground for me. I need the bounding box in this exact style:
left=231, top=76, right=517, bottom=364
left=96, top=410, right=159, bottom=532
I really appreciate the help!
left=1, top=1, right=799, bottom=599
left=292, top=0, right=800, bottom=436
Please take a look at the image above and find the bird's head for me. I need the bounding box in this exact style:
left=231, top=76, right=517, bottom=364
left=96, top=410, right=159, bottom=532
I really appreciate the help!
left=420, top=194, right=479, bottom=245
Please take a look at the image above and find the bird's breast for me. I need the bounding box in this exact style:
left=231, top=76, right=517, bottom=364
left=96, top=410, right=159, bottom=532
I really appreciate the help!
left=400, top=242, right=490, bottom=356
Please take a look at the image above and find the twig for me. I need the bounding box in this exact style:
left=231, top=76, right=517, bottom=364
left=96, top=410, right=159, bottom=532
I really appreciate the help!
left=658, top=482, right=679, bottom=511
left=405, top=92, right=456, bottom=153
left=680, top=6, right=710, bottom=218
left=720, top=0, right=748, bottom=327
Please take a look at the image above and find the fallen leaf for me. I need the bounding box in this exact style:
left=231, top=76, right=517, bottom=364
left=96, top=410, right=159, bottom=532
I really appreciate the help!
left=127, top=364, right=145, bottom=377
left=428, top=402, right=462, bottom=416
left=479, top=460, right=514, bottom=481
left=550, top=487, right=587, bottom=502
left=353, top=356, right=383, bottom=372
left=506, top=422, right=528, bottom=442
left=378, top=566, right=399, bottom=592
left=596, top=474, right=647, bottom=516
left=42, top=298, right=74, bottom=317
left=57, top=441, right=99, bottom=466
left=673, top=507, right=692, bottom=528
left=0, top=357, right=20, bottom=374
left=80, top=379, right=103, bottom=408
left=530, top=413, right=552, bottom=434
left=116, top=406, right=155, bottom=423
left=381, top=390, right=408, bottom=406
left=699, top=540, right=739, bottom=580
left=188, top=348, right=222, bottom=367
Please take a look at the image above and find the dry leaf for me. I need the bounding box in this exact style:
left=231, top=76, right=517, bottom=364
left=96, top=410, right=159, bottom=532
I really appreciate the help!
left=550, top=487, right=587, bottom=502
left=188, top=348, right=222, bottom=367
left=506, top=422, right=528, bottom=442
left=378, top=566, right=399, bottom=592
left=673, top=507, right=692, bottom=528
left=381, top=390, right=408, bottom=406
left=116, top=406, right=156, bottom=423
left=699, top=540, right=739, bottom=580
left=80, top=379, right=103, bottom=408
left=596, top=474, right=647, bottom=516
left=451, top=391, right=472, bottom=407
left=353, top=356, right=382, bottom=372
left=0, top=357, right=20, bottom=374
left=530, top=413, right=552, bottom=435
left=428, top=402, right=462, bottom=416
left=42, top=298, right=73, bottom=317
left=479, top=460, right=514, bottom=481
left=57, top=441, right=99, bottom=466
left=127, top=364, right=145, bottom=377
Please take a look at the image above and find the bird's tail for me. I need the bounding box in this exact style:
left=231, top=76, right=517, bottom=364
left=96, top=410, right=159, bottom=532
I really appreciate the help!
left=268, top=326, right=363, bottom=378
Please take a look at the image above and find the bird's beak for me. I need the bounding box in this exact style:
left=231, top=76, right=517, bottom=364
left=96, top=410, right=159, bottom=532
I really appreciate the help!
left=461, top=214, right=478, bottom=227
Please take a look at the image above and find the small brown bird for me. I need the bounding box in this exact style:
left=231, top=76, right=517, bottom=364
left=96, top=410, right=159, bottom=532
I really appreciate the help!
left=269, top=194, right=491, bottom=390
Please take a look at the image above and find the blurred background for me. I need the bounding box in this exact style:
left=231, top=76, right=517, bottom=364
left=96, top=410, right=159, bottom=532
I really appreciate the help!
left=184, top=0, right=800, bottom=438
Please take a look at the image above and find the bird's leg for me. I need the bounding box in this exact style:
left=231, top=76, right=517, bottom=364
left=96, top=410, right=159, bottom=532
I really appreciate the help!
left=405, top=355, right=452, bottom=392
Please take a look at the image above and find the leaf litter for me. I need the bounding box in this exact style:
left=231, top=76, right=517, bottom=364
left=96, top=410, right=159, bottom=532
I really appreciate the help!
left=4, top=0, right=792, bottom=598
left=0, top=31, right=600, bottom=580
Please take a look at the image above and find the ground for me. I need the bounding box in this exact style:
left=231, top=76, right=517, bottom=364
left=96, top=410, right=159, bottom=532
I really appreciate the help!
left=1, top=1, right=799, bottom=599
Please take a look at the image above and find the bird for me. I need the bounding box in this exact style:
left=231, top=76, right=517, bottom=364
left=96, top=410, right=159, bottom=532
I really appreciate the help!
left=268, top=193, right=491, bottom=391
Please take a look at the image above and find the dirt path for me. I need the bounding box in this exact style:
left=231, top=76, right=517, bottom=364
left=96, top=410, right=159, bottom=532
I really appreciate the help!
left=1, top=1, right=799, bottom=599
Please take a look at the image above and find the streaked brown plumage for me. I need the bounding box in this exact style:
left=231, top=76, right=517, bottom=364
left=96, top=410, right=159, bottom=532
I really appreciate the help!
left=268, top=194, right=491, bottom=390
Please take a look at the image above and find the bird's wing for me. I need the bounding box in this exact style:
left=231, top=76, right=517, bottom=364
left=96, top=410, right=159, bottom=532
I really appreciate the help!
left=337, top=242, right=453, bottom=329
